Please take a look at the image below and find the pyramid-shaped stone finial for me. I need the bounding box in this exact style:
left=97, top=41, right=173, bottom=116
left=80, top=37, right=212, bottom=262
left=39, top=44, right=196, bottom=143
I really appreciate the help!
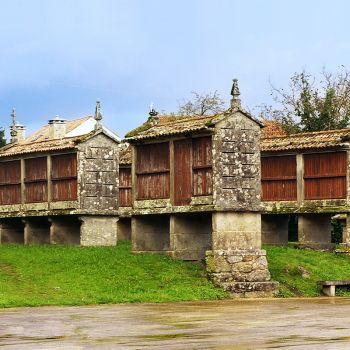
left=230, top=78, right=241, bottom=109
left=94, top=99, right=103, bottom=130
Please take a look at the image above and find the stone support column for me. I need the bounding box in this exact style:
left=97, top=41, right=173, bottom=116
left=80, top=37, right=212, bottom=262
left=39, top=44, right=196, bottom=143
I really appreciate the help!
left=207, top=211, right=278, bottom=297
left=342, top=214, right=350, bottom=246
left=117, top=217, right=132, bottom=240
left=23, top=218, right=51, bottom=244
left=49, top=217, right=81, bottom=245
left=131, top=215, right=170, bottom=252
left=298, top=213, right=334, bottom=250
left=262, top=214, right=289, bottom=245
left=169, top=213, right=212, bottom=260
left=79, top=216, right=118, bottom=246
left=0, top=219, right=25, bottom=244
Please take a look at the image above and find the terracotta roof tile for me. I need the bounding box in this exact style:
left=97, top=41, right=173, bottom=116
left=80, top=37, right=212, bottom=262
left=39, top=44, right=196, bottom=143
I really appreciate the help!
left=120, top=143, right=132, bottom=165
left=125, top=114, right=219, bottom=140
left=261, top=128, right=350, bottom=152
left=261, top=120, right=287, bottom=138
left=0, top=136, right=81, bottom=158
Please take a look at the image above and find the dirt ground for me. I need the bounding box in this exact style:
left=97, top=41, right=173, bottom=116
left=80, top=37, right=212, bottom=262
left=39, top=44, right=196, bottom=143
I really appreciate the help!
left=1, top=298, right=350, bottom=349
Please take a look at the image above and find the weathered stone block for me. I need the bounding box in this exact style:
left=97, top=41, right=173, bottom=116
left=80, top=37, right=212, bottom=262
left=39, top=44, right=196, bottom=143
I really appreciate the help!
left=80, top=215, right=118, bottom=246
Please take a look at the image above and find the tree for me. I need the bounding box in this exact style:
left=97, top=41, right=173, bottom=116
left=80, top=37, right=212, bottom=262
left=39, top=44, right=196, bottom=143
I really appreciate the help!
left=259, top=67, right=350, bottom=133
left=177, top=90, right=226, bottom=116
left=0, top=127, right=5, bottom=147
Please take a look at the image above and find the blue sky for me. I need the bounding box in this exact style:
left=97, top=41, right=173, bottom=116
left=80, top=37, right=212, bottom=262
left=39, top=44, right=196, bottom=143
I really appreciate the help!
left=0, top=0, right=349, bottom=138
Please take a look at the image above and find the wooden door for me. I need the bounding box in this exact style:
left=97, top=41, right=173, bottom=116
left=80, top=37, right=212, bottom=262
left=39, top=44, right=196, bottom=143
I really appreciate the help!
left=174, top=139, right=192, bottom=205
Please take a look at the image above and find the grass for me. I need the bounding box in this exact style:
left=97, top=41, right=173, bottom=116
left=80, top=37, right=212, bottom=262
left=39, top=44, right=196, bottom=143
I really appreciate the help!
left=0, top=241, right=227, bottom=308
left=265, top=245, right=350, bottom=297
left=2, top=242, right=350, bottom=307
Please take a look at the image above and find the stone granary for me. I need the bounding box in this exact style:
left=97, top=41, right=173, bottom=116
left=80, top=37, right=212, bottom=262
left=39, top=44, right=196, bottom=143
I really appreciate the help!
left=0, top=102, right=120, bottom=246
left=260, top=128, right=350, bottom=249
left=124, top=80, right=279, bottom=297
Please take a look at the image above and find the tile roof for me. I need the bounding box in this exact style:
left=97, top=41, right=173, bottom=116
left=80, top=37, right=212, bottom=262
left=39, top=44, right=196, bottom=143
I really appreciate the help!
left=0, top=136, right=82, bottom=158
left=261, top=128, right=350, bottom=152
left=25, top=116, right=91, bottom=143
left=261, top=120, right=287, bottom=138
left=125, top=114, right=218, bottom=140
left=0, top=116, right=93, bottom=158
left=125, top=108, right=263, bottom=141
left=119, top=143, right=132, bottom=165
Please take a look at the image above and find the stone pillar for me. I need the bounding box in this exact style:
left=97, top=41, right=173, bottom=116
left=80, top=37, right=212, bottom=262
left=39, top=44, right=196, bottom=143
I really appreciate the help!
left=79, top=216, right=118, bottom=246
left=117, top=217, right=132, bottom=240
left=131, top=215, right=170, bottom=252
left=342, top=214, right=350, bottom=246
left=169, top=213, right=212, bottom=260
left=262, top=214, right=289, bottom=245
left=207, top=212, right=278, bottom=297
left=0, top=219, right=25, bottom=244
left=49, top=217, right=81, bottom=245
left=23, top=218, right=51, bottom=244
left=298, top=213, right=334, bottom=250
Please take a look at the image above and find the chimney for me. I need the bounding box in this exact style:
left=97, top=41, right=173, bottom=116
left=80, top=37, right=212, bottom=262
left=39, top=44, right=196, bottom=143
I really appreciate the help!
left=48, top=115, right=67, bottom=139
left=10, top=108, right=26, bottom=143
left=230, top=78, right=241, bottom=109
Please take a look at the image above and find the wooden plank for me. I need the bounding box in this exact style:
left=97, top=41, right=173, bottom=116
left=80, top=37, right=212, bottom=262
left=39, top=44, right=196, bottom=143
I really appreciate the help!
left=0, top=160, right=21, bottom=184
left=52, top=179, right=77, bottom=201
left=304, top=152, right=347, bottom=199
left=137, top=173, right=170, bottom=199
left=119, top=168, right=132, bottom=207
left=261, top=155, right=297, bottom=201
left=136, top=142, right=169, bottom=173
left=50, top=153, right=77, bottom=201
left=192, top=137, right=212, bottom=196
left=25, top=181, right=48, bottom=203
left=25, top=157, right=47, bottom=181
left=0, top=184, right=21, bottom=205
left=136, top=142, right=170, bottom=200
left=51, top=153, right=77, bottom=179
left=174, top=139, right=192, bottom=205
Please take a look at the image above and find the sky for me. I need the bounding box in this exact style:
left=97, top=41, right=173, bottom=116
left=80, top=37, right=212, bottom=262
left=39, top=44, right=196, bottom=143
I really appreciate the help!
left=0, top=0, right=349, bottom=139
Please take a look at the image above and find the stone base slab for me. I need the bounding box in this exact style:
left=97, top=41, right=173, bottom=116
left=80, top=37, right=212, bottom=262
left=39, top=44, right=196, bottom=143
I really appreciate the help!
left=222, top=281, right=280, bottom=298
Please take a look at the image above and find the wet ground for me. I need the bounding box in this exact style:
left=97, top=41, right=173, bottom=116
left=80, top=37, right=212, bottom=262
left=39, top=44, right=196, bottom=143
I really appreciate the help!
left=1, top=298, right=350, bottom=349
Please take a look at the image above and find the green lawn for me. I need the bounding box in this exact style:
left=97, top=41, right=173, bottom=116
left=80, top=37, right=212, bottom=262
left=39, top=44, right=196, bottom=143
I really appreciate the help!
left=2, top=242, right=350, bottom=307
left=0, top=241, right=226, bottom=308
left=266, top=245, right=350, bottom=297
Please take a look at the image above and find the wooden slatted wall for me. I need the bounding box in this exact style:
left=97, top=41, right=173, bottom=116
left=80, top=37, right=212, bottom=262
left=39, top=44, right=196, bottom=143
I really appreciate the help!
left=51, top=153, right=77, bottom=201
left=174, top=139, right=192, bottom=205
left=192, top=136, right=212, bottom=196
left=0, top=160, right=21, bottom=205
left=136, top=142, right=170, bottom=199
left=119, top=167, right=132, bottom=206
left=261, top=155, right=297, bottom=201
left=304, top=152, right=346, bottom=199
left=24, top=157, right=48, bottom=203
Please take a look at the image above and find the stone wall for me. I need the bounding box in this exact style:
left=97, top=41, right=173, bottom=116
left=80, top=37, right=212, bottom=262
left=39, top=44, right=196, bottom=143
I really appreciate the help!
left=213, top=112, right=261, bottom=211
left=78, top=134, right=119, bottom=213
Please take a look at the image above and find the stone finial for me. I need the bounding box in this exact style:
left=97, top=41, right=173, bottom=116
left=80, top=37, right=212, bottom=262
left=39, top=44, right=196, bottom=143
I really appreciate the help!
left=94, top=99, right=103, bottom=130
left=149, top=103, right=159, bottom=125
left=10, top=108, right=26, bottom=143
left=10, top=108, right=18, bottom=140
left=230, top=78, right=241, bottom=109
